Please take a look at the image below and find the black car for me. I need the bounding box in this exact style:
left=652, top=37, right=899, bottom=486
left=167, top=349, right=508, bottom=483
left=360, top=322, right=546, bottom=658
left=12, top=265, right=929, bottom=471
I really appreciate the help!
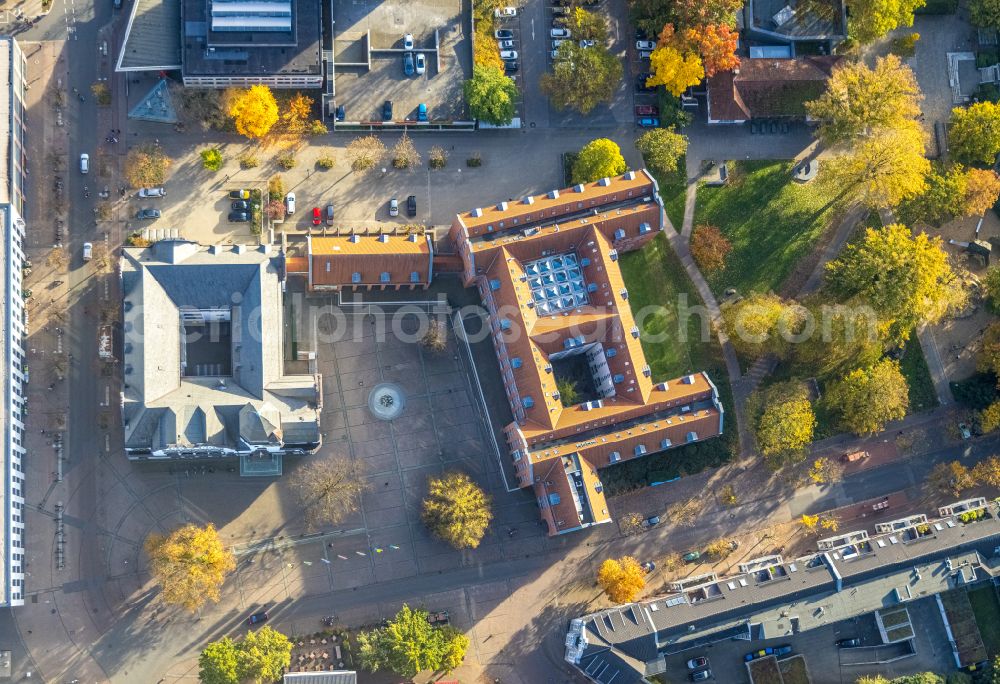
left=135, top=208, right=160, bottom=220
left=228, top=211, right=250, bottom=223
left=836, top=638, right=861, bottom=648
left=382, top=100, right=393, bottom=121
left=247, top=611, right=269, bottom=625
left=636, top=73, right=655, bottom=92
left=231, top=199, right=250, bottom=211
left=336, top=104, right=346, bottom=121
left=406, top=194, right=417, bottom=217
left=504, top=59, right=519, bottom=74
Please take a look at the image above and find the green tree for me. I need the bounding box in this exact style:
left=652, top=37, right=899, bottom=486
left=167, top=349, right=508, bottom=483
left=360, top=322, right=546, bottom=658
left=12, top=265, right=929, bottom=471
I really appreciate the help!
left=979, top=322, right=1000, bottom=379
left=950, top=101, right=1000, bottom=165
left=985, top=266, right=1000, bottom=312
left=847, top=0, right=926, bottom=44
left=826, top=359, right=909, bottom=435
left=720, top=292, right=804, bottom=359
left=463, top=65, right=518, bottom=126
left=572, top=138, right=628, bottom=184
left=557, top=378, right=580, bottom=405
left=790, top=299, right=884, bottom=380
left=357, top=604, right=469, bottom=676
left=571, top=7, right=609, bottom=41
left=422, top=472, right=493, bottom=549
left=198, top=637, right=239, bottom=684
left=200, top=147, right=224, bottom=172
left=237, top=627, right=292, bottom=683
left=144, top=523, right=236, bottom=612
left=902, top=164, right=967, bottom=226
left=635, top=127, right=688, bottom=177
left=541, top=42, right=623, bottom=114
left=806, top=55, right=922, bottom=145
left=824, top=126, right=929, bottom=209
left=825, top=223, right=956, bottom=342
left=972, top=0, right=1000, bottom=27
left=752, top=381, right=816, bottom=468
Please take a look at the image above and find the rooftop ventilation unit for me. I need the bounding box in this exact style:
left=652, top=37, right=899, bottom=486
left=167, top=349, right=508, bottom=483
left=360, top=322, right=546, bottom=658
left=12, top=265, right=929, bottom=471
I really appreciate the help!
left=497, top=201, right=508, bottom=211
left=408, top=234, right=419, bottom=242
left=574, top=184, right=585, bottom=193
left=598, top=177, right=611, bottom=186
left=548, top=190, right=560, bottom=200
left=523, top=196, right=535, bottom=205
left=233, top=245, right=246, bottom=254
left=378, top=234, right=389, bottom=243
left=349, top=235, right=360, bottom=243
left=624, top=171, right=636, bottom=180
left=471, top=208, right=483, bottom=217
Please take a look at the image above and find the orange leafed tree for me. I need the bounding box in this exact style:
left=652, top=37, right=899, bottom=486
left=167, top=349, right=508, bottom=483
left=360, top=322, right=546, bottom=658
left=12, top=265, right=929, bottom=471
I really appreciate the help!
left=597, top=556, right=647, bottom=603
left=282, top=92, right=314, bottom=133
left=228, top=85, right=280, bottom=140
left=685, top=24, right=740, bottom=77
left=690, top=224, right=732, bottom=272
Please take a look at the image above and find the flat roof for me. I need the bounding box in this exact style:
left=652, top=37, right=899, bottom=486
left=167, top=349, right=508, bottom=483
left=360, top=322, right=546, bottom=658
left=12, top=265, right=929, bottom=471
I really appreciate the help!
left=116, top=0, right=183, bottom=71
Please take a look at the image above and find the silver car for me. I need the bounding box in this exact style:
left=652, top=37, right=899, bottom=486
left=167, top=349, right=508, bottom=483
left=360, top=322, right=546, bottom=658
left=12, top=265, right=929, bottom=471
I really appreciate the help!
left=389, top=198, right=399, bottom=217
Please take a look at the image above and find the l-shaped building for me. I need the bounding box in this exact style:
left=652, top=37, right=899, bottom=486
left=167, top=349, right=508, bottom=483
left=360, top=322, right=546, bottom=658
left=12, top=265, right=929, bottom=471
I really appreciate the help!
left=449, top=170, right=724, bottom=536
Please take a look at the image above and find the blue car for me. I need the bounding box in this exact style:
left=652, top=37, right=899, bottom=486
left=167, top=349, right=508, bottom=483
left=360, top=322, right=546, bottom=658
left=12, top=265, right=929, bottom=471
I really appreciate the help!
left=403, top=52, right=414, bottom=76
left=335, top=104, right=345, bottom=121
left=417, top=103, right=428, bottom=121
left=637, top=117, right=660, bottom=128
left=745, top=647, right=774, bottom=662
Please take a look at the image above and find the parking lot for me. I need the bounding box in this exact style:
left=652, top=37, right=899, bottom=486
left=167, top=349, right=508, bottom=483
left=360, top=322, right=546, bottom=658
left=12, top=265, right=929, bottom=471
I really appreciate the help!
left=126, top=181, right=266, bottom=245
left=657, top=601, right=956, bottom=684
left=332, top=0, right=469, bottom=122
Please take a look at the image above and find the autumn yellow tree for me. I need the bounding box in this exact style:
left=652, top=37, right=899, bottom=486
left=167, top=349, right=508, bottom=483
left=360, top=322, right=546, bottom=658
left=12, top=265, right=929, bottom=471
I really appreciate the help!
left=963, top=168, right=1000, bottom=217
left=720, top=292, right=805, bottom=359
left=825, top=125, right=929, bottom=209
left=144, top=523, right=236, bottom=612
left=597, top=556, right=646, bottom=603
left=825, top=359, right=909, bottom=436
left=808, top=457, right=844, bottom=485
left=421, top=472, right=493, bottom=549
left=927, top=460, right=974, bottom=497
left=648, top=43, right=704, bottom=96
left=282, top=92, right=314, bottom=134
left=228, top=85, right=280, bottom=139
left=800, top=513, right=819, bottom=532
left=973, top=454, right=1000, bottom=487
left=753, top=381, right=816, bottom=469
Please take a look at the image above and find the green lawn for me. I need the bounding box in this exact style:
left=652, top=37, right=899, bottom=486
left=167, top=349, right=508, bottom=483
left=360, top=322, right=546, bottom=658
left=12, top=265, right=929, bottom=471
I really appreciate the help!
left=968, top=585, right=1000, bottom=658
left=650, top=157, right=687, bottom=231
left=899, top=333, right=940, bottom=414
left=694, top=160, right=843, bottom=296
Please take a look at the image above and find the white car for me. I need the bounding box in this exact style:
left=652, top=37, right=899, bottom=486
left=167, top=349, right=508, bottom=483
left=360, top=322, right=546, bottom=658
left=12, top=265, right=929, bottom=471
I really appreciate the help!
left=138, top=187, right=165, bottom=198
left=82, top=242, right=93, bottom=261
left=499, top=49, right=518, bottom=60
left=552, top=39, right=566, bottom=49
left=79, top=153, right=89, bottom=174
left=285, top=192, right=296, bottom=214
left=415, top=52, right=426, bottom=74
left=389, top=198, right=399, bottom=217
left=498, top=39, right=515, bottom=49
left=550, top=49, right=564, bottom=60
left=636, top=39, right=657, bottom=50
left=551, top=27, right=571, bottom=38
left=494, top=6, right=517, bottom=17
left=403, top=33, right=414, bottom=50
left=579, top=39, right=595, bottom=48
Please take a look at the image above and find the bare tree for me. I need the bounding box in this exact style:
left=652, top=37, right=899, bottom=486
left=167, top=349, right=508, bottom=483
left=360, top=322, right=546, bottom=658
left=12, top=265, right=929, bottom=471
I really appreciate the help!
left=420, top=319, right=448, bottom=352
left=91, top=243, right=113, bottom=274
left=346, top=135, right=387, bottom=173
left=46, top=247, right=68, bottom=270
left=290, top=453, right=370, bottom=529
left=391, top=133, right=421, bottom=170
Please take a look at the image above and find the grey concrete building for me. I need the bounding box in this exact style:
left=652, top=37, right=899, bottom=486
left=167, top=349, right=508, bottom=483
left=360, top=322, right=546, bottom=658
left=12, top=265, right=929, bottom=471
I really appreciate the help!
left=120, top=240, right=321, bottom=474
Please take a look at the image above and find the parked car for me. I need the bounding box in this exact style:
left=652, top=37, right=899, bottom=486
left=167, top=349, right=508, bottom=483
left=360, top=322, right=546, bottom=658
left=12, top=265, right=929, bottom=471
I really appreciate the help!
left=686, top=657, right=708, bottom=670
left=417, top=103, right=428, bottom=121
left=682, top=550, right=701, bottom=562
left=403, top=51, right=414, bottom=76
left=336, top=104, right=346, bottom=121
left=382, top=100, right=393, bottom=121
left=229, top=189, right=250, bottom=200
left=552, top=39, right=566, bottom=49
left=636, top=73, right=655, bottom=92
left=641, top=561, right=656, bottom=573
left=504, top=59, right=519, bottom=73
left=325, top=204, right=335, bottom=225
left=403, top=33, right=414, bottom=50
left=639, top=50, right=653, bottom=60
left=551, top=27, right=571, bottom=38
left=231, top=200, right=249, bottom=211
left=689, top=670, right=712, bottom=682
left=498, top=39, right=515, bottom=49
left=228, top=211, right=250, bottom=222
left=407, top=195, right=417, bottom=217
left=635, top=105, right=659, bottom=116
left=494, top=6, right=517, bottom=17
left=285, top=192, right=296, bottom=214
left=495, top=29, right=514, bottom=39
left=773, top=645, right=792, bottom=656
left=645, top=515, right=660, bottom=526
left=636, top=39, right=657, bottom=50
left=312, top=207, right=322, bottom=225
left=389, top=198, right=399, bottom=217
left=247, top=611, right=269, bottom=625
left=135, top=208, right=161, bottom=220
left=959, top=422, right=972, bottom=439
left=79, top=153, right=89, bottom=174
left=837, top=638, right=861, bottom=648
left=551, top=5, right=570, bottom=14
left=415, top=52, right=426, bottom=74
left=744, top=648, right=774, bottom=662
left=82, top=242, right=93, bottom=261
left=138, top=187, right=165, bottom=198
left=550, top=50, right=564, bottom=60
left=637, top=117, right=659, bottom=127
left=500, top=49, right=518, bottom=60
left=579, top=39, right=595, bottom=48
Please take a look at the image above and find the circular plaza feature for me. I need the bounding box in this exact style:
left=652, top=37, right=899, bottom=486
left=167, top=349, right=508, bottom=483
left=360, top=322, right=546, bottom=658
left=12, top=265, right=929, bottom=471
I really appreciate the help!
left=368, top=383, right=405, bottom=421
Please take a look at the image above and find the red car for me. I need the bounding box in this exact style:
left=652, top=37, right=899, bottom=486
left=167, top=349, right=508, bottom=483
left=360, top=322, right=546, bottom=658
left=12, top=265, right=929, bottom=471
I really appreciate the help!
left=312, top=207, right=322, bottom=225
left=635, top=105, right=659, bottom=116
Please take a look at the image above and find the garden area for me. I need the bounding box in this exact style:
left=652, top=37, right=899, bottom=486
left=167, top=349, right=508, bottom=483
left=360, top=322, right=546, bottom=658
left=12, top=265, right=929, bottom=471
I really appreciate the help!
left=693, top=160, right=844, bottom=297
left=967, top=585, right=1000, bottom=657
left=939, top=589, right=988, bottom=666
left=747, top=656, right=784, bottom=684
left=777, top=656, right=811, bottom=684
left=899, top=335, right=939, bottom=413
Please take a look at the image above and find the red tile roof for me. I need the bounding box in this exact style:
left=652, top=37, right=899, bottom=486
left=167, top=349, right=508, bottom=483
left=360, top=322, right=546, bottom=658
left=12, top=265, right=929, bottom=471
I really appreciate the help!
left=707, top=56, right=842, bottom=122
left=307, top=234, right=433, bottom=288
